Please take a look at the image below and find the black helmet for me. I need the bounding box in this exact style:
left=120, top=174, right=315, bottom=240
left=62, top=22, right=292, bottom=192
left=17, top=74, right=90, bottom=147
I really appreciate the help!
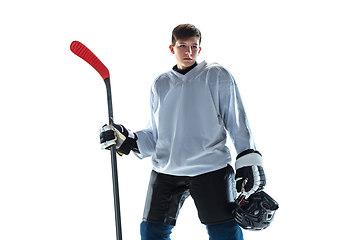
left=234, top=191, right=279, bottom=230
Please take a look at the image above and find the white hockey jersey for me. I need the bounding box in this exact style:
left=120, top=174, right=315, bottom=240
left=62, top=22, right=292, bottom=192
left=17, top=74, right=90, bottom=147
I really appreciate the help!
left=135, top=61, right=259, bottom=176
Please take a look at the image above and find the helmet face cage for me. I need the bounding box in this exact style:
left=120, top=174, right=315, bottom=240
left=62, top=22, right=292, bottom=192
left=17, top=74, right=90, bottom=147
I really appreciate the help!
left=234, top=191, right=279, bottom=231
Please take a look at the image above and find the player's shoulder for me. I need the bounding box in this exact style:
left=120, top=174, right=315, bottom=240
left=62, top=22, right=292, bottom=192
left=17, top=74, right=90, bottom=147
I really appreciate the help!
left=152, top=70, right=172, bottom=84
left=204, top=61, right=224, bottom=69
left=201, top=61, right=234, bottom=83
left=150, top=69, right=178, bottom=94
left=203, top=61, right=232, bottom=76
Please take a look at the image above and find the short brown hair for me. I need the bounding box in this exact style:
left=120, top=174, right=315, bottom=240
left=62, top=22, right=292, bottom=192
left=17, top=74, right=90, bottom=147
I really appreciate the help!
left=171, top=24, right=202, bottom=46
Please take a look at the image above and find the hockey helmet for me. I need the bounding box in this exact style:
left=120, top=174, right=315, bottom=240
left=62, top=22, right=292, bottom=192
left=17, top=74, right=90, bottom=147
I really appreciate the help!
left=234, top=191, right=279, bottom=230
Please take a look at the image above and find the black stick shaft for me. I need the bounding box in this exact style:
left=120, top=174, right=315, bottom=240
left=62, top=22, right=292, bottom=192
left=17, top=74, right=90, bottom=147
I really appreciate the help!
left=104, top=78, right=122, bottom=240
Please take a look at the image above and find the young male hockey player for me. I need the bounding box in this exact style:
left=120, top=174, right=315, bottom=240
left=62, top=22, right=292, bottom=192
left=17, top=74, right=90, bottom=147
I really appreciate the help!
left=100, top=24, right=266, bottom=240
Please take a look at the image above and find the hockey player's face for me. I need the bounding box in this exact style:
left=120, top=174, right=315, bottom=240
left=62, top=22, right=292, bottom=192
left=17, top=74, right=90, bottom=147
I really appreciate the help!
left=169, top=37, right=202, bottom=70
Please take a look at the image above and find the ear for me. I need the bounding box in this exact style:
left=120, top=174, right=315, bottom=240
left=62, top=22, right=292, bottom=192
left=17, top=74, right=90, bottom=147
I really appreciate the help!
left=169, top=45, right=175, bottom=54
left=198, top=47, right=202, bottom=55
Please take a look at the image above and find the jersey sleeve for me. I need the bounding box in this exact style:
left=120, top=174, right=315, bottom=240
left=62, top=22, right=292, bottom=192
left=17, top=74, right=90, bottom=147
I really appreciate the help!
left=134, top=82, right=159, bottom=159
left=218, top=69, right=257, bottom=155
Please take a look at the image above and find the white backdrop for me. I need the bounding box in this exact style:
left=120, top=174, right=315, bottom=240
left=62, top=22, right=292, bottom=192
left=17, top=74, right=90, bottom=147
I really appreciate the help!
left=1, top=0, right=359, bottom=239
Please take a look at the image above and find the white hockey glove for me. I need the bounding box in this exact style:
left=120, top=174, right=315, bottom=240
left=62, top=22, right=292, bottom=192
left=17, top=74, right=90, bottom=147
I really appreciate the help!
left=235, top=149, right=266, bottom=198
left=100, top=123, right=139, bottom=155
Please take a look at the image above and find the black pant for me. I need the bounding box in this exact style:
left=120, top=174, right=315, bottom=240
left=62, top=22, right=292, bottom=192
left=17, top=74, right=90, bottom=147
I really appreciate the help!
left=143, top=165, right=237, bottom=226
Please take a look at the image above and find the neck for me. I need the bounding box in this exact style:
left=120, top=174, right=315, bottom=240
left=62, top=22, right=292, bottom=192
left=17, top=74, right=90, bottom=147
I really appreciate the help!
left=173, top=62, right=198, bottom=75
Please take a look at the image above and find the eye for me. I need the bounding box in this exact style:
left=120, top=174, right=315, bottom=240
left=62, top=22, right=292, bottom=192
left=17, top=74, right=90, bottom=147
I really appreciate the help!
left=192, top=46, right=198, bottom=49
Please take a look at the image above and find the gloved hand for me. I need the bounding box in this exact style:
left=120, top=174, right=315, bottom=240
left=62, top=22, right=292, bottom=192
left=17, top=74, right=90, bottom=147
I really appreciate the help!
left=235, top=149, right=266, bottom=198
left=100, top=123, right=139, bottom=155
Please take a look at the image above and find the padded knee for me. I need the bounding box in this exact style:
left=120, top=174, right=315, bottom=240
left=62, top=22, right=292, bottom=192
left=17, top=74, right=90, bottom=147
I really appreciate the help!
left=206, top=220, right=243, bottom=240
left=140, top=221, right=173, bottom=240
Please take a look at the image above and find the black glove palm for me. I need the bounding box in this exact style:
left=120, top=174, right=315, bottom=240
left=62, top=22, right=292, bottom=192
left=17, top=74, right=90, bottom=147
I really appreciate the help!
left=235, top=150, right=266, bottom=198
left=235, top=165, right=266, bottom=193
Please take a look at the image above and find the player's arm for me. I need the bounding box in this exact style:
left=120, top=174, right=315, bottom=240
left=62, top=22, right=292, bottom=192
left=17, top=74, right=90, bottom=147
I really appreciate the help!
left=218, top=69, right=266, bottom=197
left=131, top=84, right=159, bottom=159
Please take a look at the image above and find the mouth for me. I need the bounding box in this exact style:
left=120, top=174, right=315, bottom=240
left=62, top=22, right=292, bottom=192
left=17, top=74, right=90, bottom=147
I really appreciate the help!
left=183, top=58, right=193, bottom=61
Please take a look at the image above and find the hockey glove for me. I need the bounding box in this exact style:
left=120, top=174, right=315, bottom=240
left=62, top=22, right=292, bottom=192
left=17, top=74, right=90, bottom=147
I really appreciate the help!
left=235, top=149, right=266, bottom=198
left=100, top=123, right=139, bottom=155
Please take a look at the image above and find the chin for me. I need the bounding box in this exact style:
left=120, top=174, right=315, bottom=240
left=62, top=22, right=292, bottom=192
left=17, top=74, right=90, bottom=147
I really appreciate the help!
left=182, top=61, right=194, bottom=67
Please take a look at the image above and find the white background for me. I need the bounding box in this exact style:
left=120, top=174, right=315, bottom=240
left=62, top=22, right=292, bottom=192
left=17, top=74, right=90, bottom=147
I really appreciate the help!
left=1, top=0, right=359, bottom=239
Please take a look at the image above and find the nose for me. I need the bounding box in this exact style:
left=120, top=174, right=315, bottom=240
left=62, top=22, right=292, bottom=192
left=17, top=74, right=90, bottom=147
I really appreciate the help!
left=185, top=46, right=192, bottom=55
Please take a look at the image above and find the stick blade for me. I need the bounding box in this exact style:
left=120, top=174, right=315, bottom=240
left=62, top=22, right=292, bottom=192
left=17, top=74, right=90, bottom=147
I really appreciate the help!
left=70, top=41, right=110, bottom=80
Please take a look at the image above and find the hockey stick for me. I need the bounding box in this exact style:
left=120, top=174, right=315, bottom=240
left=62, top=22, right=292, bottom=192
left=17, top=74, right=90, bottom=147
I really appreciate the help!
left=70, top=41, right=123, bottom=240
